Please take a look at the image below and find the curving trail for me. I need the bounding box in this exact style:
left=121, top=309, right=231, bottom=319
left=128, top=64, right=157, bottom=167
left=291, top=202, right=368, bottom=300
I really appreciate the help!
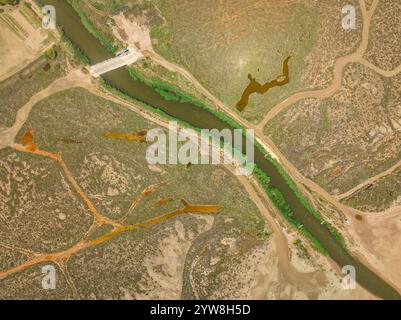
left=256, top=0, right=384, bottom=131
left=1, top=140, right=219, bottom=283
left=0, top=196, right=218, bottom=280
left=336, top=159, right=401, bottom=201
left=0, top=105, right=219, bottom=292
left=0, top=69, right=92, bottom=150
left=359, top=58, right=401, bottom=78
left=2, top=0, right=400, bottom=295
left=142, top=0, right=400, bottom=210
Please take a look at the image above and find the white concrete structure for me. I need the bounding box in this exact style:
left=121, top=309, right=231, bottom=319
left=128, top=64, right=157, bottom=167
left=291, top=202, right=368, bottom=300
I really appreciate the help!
left=88, top=47, right=143, bottom=77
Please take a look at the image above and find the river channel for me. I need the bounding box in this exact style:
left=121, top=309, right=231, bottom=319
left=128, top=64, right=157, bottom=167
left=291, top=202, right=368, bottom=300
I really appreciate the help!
left=44, top=0, right=400, bottom=299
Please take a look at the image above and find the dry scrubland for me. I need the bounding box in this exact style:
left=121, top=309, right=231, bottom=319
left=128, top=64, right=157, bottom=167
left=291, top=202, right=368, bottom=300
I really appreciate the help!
left=0, top=87, right=367, bottom=299
left=0, top=87, right=271, bottom=299
left=1, top=0, right=396, bottom=299
left=266, top=64, right=400, bottom=197
left=148, top=0, right=362, bottom=123
left=69, top=0, right=362, bottom=123
left=264, top=0, right=400, bottom=212
left=342, top=168, right=401, bottom=212
left=0, top=52, right=66, bottom=128
left=364, top=0, right=401, bottom=71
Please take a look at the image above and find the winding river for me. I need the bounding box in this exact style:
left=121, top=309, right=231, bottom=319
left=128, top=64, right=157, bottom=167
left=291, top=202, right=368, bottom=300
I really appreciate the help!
left=44, top=0, right=400, bottom=299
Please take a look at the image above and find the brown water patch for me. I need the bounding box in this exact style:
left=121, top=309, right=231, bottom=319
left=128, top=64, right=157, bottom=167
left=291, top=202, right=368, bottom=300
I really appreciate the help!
left=143, top=181, right=168, bottom=197
left=60, top=138, right=84, bottom=144
left=43, top=63, right=51, bottom=72
left=131, top=199, right=219, bottom=228
left=43, top=0, right=401, bottom=298
left=103, top=130, right=147, bottom=142
left=155, top=197, right=174, bottom=207
left=236, top=56, right=291, bottom=112
left=20, top=126, right=37, bottom=152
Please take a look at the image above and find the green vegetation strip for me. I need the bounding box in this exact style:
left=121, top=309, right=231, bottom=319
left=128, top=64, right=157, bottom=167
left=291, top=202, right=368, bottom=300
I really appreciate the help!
left=100, top=79, right=198, bottom=132
left=255, top=142, right=346, bottom=249
left=34, top=0, right=89, bottom=65
left=66, top=0, right=117, bottom=54
left=62, top=3, right=345, bottom=255
left=126, top=66, right=346, bottom=255
left=59, top=28, right=90, bottom=65
left=127, top=67, right=242, bottom=130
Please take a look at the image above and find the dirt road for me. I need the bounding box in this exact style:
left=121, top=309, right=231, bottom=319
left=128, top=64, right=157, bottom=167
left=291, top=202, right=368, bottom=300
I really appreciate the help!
left=2, top=0, right=399, bottom=295
left=0, top=69, right=92, bottom=150
left=141, top=0, right=399, bottom=211
left=336, top=160, right=401, bottom=201
left=255, top=0, right=400, bottom=130
left=135, top=0, right=401, bottom=293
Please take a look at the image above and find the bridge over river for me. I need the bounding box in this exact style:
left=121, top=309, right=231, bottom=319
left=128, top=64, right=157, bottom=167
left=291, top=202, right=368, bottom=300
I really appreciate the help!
left=88, top=48, right=143, bottom=78
left=40, top=0, right=401, bottom=300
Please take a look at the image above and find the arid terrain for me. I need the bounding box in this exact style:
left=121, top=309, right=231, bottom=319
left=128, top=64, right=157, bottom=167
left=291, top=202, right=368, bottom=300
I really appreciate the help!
left=0, top=74, right=370, bottom=299
left=0, top=2, right=53, bottom=82
left=0, top=0, right=400, bottom=300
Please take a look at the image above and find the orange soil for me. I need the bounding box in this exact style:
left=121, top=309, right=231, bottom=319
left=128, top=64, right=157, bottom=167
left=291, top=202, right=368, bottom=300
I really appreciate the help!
left=103, top=130, right=148, bottom=142
left=19, top=127, right=37, bottom=152
left=1, top=128, right=219, bottom=282
left=156, top=197, right=175, bottom=207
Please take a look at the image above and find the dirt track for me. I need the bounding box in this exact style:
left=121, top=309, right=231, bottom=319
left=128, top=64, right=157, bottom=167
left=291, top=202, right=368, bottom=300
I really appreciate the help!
left=0, top=69, right=92, bottom=150
left=135, top=0, right=401, bottom=293
left=1, top=138, right=219, bottom=294
left=336, top=159, right=401, bottom=201
left=2, top=0, right=400, bottom=296
left=141, top=0, right=400, bottom=212
left=255, top=0, right=399, bottom=130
